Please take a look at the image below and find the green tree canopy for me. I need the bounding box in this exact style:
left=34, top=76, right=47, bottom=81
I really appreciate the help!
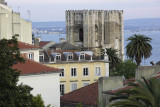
left=0, top=35, right=45, bottom=107
left=109, top=77, right=160, bottom=107
left=110, top=60, right=137, bottom=79
left=103, top=48, right=121, bottom=69
left=126, top=34, right=152, bottom=66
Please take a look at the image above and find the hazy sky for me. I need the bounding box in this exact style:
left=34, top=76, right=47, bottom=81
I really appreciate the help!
left=6, top=0, right=160, bottom=22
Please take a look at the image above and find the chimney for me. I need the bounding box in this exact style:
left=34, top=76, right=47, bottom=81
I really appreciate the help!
left=98, top=76, right=124, bottom=107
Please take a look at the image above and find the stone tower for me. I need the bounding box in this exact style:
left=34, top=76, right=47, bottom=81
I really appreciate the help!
left=66, top=10, right=124, bottom=60
left=0, top=0, right=7, bottom=5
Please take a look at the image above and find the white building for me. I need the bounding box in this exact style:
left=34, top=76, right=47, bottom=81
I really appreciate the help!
left=18, top=41, right=40, bottom=62
left=13, top=58, right=61, bottom=107
left=0, top=2, right=32, bottom=44
left=11, top=41, right=62, bottom=107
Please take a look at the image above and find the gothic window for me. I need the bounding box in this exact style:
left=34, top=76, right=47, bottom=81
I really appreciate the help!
left=79, top=28, right=83, bottom=42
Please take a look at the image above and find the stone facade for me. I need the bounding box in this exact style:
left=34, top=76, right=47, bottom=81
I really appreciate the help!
left=66, top=10, right=124, bottom=60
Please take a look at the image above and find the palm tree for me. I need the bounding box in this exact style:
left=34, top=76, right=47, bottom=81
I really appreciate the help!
left=103, top=48, right=121, bottom=69
left=109, top=77, right=160, bottom=107
left=126, top=34, right=152, bottom=66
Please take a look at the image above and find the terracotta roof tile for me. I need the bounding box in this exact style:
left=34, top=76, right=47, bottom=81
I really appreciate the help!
left=13, top=58, right=61, bottom=75
left=39, top=41, right=51, bottom=48
left=61, top=82, right=98, bottom=106
left=18, top=41, right=39, bottom=50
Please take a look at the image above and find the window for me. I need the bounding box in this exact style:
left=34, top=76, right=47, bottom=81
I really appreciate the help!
left=28, top=53, right=33, bottom=60
left=60, top=84, right=65, bottom=96
left=59, top=68, right=64, bottom=77
left=56, top=54, right=61, bottom=61
left=71, top=83, right=77, bottom=91
left=80, top=53, right=85, bottom=60
left=83, top=68, right=89, bottom=76
left=95, top=67, right=101, bottom=76
left=71, top=68, right=77, bottom=77
left=39, top=53, right=44, bottom=62
left=83, top=83, right=89, bottom=87
left=68, top=53, right=73, bottom=60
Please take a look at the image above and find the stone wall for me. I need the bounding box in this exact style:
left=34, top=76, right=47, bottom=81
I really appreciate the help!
left=66, top=10, right=124, bottom=60
left=135, top=65, right=160, bottom=80
left=98, top=76, right=124, bottom=107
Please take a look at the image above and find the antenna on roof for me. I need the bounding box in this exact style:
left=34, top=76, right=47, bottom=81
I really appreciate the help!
left=27, top=10, right=31, bottom=21
left=17, top=7, right=20, bottom=13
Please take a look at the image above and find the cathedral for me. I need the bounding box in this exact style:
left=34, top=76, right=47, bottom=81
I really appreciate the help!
left=66, top=10, right=124, bottom=60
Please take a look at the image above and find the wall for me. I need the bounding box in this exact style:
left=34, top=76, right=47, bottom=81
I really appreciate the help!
left=20, top=18, right=32, bottom=44
left=19, top=73, right=60, bottom=107
left=20, top=49, right=39, bottom=62
left=135, top=65, right=160, bottom=80
left=42, top=41, right=55, bottom=50
left=98, top=76, right=124, bottom=107
left=46, top=61, right=108, bottom=94
left=66, top=10, right=124, bottom=60
left=0, top=4, right=32, bottom=44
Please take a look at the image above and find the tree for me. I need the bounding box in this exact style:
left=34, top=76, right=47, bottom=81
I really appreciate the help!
left=109, top=77, right=160, bottom=107
left=103, top=48, right=121, bottom=69
left=126, top=34, right=152, bottom=66
left=110, top=60, right=137, bottom=79
left=0, top=35, right=45, bottom=106
left=32, top=94, right=45, bottom=107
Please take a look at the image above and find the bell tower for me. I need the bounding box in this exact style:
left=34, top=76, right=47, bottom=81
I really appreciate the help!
left=66, top=10, right=124, bottom=60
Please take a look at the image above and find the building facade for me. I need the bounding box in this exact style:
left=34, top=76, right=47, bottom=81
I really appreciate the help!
left=66, top=10, right=124, bottom=60
left=43, top=50, right=109, bottom=95
left=0, top=3, right=32, bottom=44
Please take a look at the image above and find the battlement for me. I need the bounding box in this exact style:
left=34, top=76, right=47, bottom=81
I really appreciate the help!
left=65, top=10, right=123, bottom=13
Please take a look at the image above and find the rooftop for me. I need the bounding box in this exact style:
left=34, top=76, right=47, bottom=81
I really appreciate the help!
left=18, top=41, right=39, bottom=50
left=13, top=58, right=61, bottom=75
left=39, top=41, right=51, bottom=48
left=61, top=82, right=98, bottom=107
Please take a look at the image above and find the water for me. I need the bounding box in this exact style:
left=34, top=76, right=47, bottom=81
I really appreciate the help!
left=124, top=30, right=160, bottom=65
left=35, top=30, right=160, bottom=65
left=35, top=34, right=66, bottom=43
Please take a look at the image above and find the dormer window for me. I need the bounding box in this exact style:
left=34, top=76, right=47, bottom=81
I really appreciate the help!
left=28, top=53, right=34, bottom=60
left=68, top=53, right=73, bottom=60
left=80, top=53, right=85, bottom=60
left=39, top=53, right=44, bottom=62
left=56, top=54, right=61, bottom=61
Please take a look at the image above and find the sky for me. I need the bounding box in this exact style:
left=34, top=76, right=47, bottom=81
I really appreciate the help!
left=6, top=0, right=160, bottom=22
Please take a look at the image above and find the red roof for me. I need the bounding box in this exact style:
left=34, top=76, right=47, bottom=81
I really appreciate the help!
left=13, top=58, right=61, bottom=75
left=18, top=41, right=39, bottom=50
left=61, top=82, right=98, bottom=106
left=39, top=41, right=50, bottom=48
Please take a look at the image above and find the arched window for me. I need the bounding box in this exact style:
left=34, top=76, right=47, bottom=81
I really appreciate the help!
left=79, top=28, right=83, bottom=42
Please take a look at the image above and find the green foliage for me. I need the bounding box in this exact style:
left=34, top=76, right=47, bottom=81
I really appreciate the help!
left=32, top=94, right=45, bottom=107
left=0, top=35, right=45, bottom=107
left=76, top=102, right=82, bottom=107
left=102, top=48, right=121, bottom=69
left=110, top=60, right=137, bottom=79
left=109, top=77, right=160, bottom=107
left=126, top=34, right=152, bottom=66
